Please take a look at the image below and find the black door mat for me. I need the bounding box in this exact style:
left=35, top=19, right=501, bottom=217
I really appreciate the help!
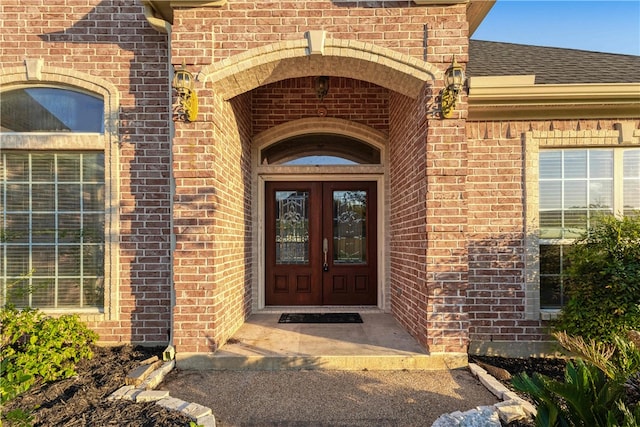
left=278, top=313, right=363, bottom=324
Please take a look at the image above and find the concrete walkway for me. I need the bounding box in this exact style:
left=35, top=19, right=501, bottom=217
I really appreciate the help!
left=160, top=311, right=501, bottom=426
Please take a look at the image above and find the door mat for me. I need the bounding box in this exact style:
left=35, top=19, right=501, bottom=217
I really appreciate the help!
left=278, top=313, right=363, bottom=324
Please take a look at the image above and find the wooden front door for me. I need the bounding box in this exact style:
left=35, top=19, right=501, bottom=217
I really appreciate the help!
left=265, top=181, right=377, bottom=306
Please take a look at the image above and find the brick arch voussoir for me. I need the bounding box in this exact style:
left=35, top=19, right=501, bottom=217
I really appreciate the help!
left=202, top=37, right=438, bottom=100
left=253, top=117, right=387, bottom=154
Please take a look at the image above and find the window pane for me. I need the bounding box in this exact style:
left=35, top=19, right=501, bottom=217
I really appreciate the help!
left=564, top=210, right=587, bottom=237
left=31, top=246, right=56, bottom=277
left=0, top=88, right=104, bottom=133
left=565, top=181, right=587, bottom=209
left=624, top=181, right=640, bottom=215
left=540, top=276, right=562, bottom=308
left=6, top=184, right=29, bottom=210
left=1, top=152, right=104, bottom=309
left=5, top=214, right=30, bottom=243
left=6, top=246, right=29, bottom=276
left=32, top=184, right=55, bottom=211
left=333, top=190, right=367, bottom=264
left=589, top=180, right=612, bottom=210
left=623, top=150, right=640, bottom=177
left=58, top=279, right=80, bottom=307
left=58, top=155, right=81, bottom=182
left=624, top=150, right=640, bottom=215
left=539, top=181, right=561, bottom=210
left=59, top=184, right=81, bottom=211
left=589, top=150, right=613, bottom=178
left=275, top=191, right=309, bottom=264
left=59, top=245, right=81, bottom=275
left=564, top=150, right=587, bottom=179
left=32, top=153, right=55, bottom=182
left=540, top=245, right=561, bottom=274
left=31, top=279, right=55, bottom=308
left=59, top=214, right=81, bottom=243
left=83, top=153, right=105, bottom=181
left=5, top=153, right=29, bottom=181
left=32, top=213, right=55, bottom=243
left=84, top=278, right=104, bottom=307
left=539, top=211, right=562, bottom=239
left=83, top=184, right=104, bottom=210
left=539, top=151, right=562, bottom=179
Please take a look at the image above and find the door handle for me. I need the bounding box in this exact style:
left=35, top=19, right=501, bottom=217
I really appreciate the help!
left=322, top=238, right=329, bottom=271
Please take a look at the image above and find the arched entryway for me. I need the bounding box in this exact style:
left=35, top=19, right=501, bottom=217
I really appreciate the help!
left=252, top=118, right=388, bottom=311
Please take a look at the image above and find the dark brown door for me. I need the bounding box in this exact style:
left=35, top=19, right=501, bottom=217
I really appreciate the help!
left=265, top=181, right=377, bottom=306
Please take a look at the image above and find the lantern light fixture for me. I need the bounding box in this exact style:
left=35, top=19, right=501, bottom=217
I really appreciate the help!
left=172, top=62, right=198, bottom=122
left=315, top=76, right=330, bottom=100
left=440, top=57, right=466, bottom=119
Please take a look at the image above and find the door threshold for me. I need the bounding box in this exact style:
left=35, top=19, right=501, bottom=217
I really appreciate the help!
left=256, top=306, right=384, bottom=314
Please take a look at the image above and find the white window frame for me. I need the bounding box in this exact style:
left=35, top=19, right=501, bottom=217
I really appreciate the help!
left=0, top=65, right=120, bottom=321
left=524, top=127, right=640, bottom=320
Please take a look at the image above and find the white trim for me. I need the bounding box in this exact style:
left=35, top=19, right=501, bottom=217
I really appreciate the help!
left=0, top=67, right=120, bottom=321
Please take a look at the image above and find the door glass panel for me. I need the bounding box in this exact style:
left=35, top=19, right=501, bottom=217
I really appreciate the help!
left=275, top=191, right=309, bottom=264
left=333, top=190, right=366, bottom=264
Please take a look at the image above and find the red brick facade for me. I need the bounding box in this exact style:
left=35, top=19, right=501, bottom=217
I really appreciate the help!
left=2, top=0, right=637, bottom=360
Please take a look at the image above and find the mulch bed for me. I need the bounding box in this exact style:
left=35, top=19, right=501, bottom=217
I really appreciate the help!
left=2, top=345, right=192, bottom=427
left=3, top=348, right=637, bottom=426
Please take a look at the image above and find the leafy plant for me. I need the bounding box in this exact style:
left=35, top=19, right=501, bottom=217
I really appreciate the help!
left=0, top=305, right=99, bottom=405
left=512, top=332, right=640, bottom=426
left=553, top=214, right=640, bottom=342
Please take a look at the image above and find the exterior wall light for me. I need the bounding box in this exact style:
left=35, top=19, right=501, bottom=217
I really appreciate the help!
left=172, top=62, right=198, bottom=122
left=315, top=76, right=330, bottom=100
left=440, top=57, right=465, bottom=119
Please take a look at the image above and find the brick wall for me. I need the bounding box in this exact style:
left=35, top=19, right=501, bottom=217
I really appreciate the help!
left=171, top=78, right=253, bottom=353
left=389, top=90, right=429, bottom=347
left=465, top=119, right=624, bottom=348
left=169, top=1, right=471, bottom=354
left=252, top=77, right=389, bottom=135
left=0, top=0, right=172, bottom=345
left=172, top=1, right=467, bottom=65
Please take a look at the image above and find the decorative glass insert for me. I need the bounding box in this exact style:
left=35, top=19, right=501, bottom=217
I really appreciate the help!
left=1, top=152, right=105, bottom=309
left=333, top=190, right=366, bottom=264
left=624, top=150, right=640, bottom=216
left=1, top=87, right=104, bottom=133
left=275, top=191, right=309, bottom=264
left=539, top=149, right=613, bottom=239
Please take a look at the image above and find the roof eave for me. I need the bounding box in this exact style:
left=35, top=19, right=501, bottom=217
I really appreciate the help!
left=145, top=0, right=227, bottom=24
left=468, top=80, right=640, bottom=120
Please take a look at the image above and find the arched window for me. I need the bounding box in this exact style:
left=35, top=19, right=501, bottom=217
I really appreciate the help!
left=261, top=134, right=381, bottom=165
left=1, top=86, right=106, bottom=310
left=1, top=87, right=104, bottom=133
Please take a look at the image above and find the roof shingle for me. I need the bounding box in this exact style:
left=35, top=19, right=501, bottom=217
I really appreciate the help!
left=468, top=40, right=640, bottom=84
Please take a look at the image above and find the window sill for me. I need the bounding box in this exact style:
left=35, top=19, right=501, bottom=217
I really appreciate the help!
left=540, top=309, right=561, bottom=321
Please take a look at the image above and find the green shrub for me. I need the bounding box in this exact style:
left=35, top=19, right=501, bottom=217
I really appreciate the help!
left=0, top=305, right=99, bottom=404
left=553, top=215, right=640, bottom=342
left=512, top=332, right=640, bottom=426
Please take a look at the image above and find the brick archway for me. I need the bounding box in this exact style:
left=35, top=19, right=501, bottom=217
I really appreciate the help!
left=201, top=31, right=439, bottom=100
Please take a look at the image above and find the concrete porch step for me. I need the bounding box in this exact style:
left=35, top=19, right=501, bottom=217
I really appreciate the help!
left=176, top=312, right=467, bottom=371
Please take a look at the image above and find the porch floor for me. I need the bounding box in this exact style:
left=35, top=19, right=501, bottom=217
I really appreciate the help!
left=176, top=309, right=468, bottom=370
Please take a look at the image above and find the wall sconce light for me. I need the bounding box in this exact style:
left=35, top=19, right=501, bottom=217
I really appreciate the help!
left=172, top=62, right=198, bottom=122
left=440, top=57, right=465, bottom=119
left=315, top=76, right=330, bottom=100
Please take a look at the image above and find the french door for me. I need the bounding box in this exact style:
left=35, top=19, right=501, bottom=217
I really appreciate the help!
left=265, top=181, right=377, bottom=306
